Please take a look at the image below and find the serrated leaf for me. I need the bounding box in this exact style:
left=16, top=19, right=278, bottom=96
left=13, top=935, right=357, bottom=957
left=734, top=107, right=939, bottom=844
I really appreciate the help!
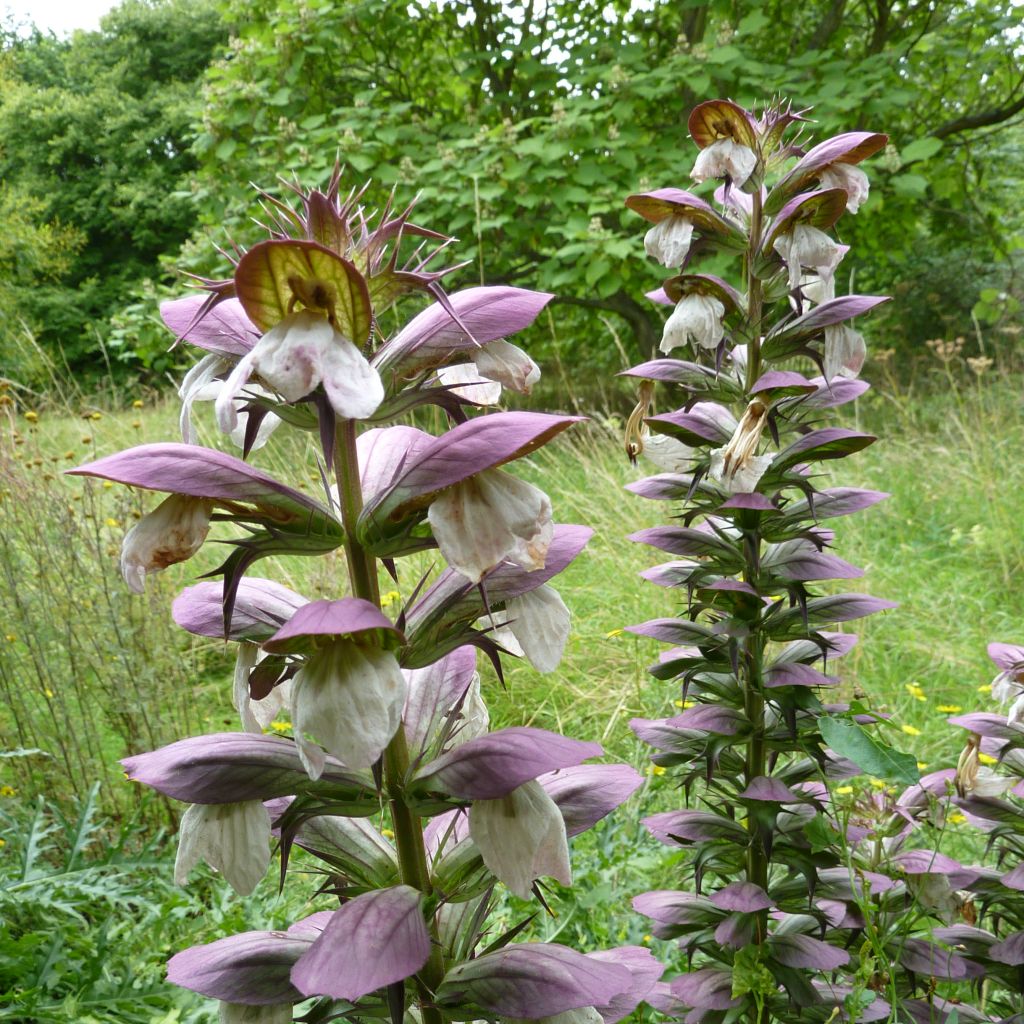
left=819, top=717, right=919, bottom=784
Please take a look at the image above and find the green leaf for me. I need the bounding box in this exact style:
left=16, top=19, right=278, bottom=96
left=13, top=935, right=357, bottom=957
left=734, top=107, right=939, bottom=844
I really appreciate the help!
left=891, top=173, right=930, bottom=198
left=819, top=717, right=919, bottom=785
left=900, top=137, right=942, bottom=163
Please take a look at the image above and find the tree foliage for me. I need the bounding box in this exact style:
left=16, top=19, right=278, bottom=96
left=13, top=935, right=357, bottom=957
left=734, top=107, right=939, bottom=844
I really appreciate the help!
left=0, top=0, right=227, bottom=380
left=187, top=0, right=1024, bottom=373
left=3, top=0, right=1022, bottom=382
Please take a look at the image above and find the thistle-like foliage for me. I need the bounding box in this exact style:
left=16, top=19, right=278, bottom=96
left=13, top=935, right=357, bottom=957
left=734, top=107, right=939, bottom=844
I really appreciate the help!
left=72, top=179, right=656, bottom=1022
left=620, top=99, right=992, bottom=1022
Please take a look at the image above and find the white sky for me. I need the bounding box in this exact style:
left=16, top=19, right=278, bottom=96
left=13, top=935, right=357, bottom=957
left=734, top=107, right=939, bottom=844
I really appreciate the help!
left=3, top=0, right=118, bottom=35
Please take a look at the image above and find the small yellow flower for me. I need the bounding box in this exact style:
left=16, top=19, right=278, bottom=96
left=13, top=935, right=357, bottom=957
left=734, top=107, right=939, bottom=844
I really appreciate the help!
left=23, top=410, right=38, bottom=423
left=105, top=518, right=121, bottom=528
left=604, top=628, right=624, bottom=639
left=905, top=683, right=926, bottom=702
left=90, top=412, right=102, bottom=421
left=835, top=785, right=854, bottom=795
left=269, top=720, right=291, bottom=733
left=102, top=481, right=113, bottom=489
left=901, top=724, right=921, bottom=737
left=44, top=689, right=54, bottom=699
left=868, top=778, right=887, bottom=789
left=132, top=399, right=144, bottom=409
left=917, top=762, right=929, bottom=771
left=978, top=684, right=993, bottom=694
left=936, top=704, right=962, bottom=714
left=673, top=699, right=695, bottom=709
left=0, top=785, right=16, bottom=797
left=647, top=764, right=666, bottom=776
left=949, top=812, right=967, bottom=826
left=642, top=934, right=653, bottom=945
left=380, top=590, right=402, bottom=608
left=0, top=837, right=6, bottom=847
left=381, top=828, right=395, bottom=840
left=978, top=752, right=998, bottom=766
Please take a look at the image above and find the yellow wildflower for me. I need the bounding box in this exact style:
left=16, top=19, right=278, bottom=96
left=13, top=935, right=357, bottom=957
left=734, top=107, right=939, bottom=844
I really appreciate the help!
left=905, top=683, right=926, bottom=702
left=936, top=704, right=962, bottom=714
left=949, top=812, right=967, bottom=826
left=642, top=934, right=652, bottom=945
left=90, top=412, right=102, bottom=421
left=978, top=752, right=998, bottom=766
left=132, top=399, right=144, bottom=409
left=380, top=590, right=402, bottom=608
left=105, top=518, right=121, bottom=528
left=24, top=410, right=38, bottom=423
left=381, top=828, right=395, bottom=840
left=269, top=720, right=291, bottom=733
left=835, top=785, right=854, bottom=795
left=917, top=762, right=929, bottom=771
left=647, top=765, right=666, bottom=776
left=44, top=689, right=54, bottom=699
left=901, top=724, right=921, bottom=737
left=0, top=785, right=16, bottom=797
left=605, top=628, right=624, bottom=639
left=869, top=778, right=887, bottom=789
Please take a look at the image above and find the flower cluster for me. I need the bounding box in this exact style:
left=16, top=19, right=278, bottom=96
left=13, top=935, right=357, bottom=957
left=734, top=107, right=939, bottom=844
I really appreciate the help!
left=72, top=176, right=657, bottom=1022
left=616, top=99, right=996, bottom=1021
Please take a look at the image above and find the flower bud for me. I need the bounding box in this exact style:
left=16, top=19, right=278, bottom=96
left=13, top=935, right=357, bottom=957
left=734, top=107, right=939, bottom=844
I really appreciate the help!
left=121, top=493, right=213, bottom=593
left=824, top=324, right=867, bottom=382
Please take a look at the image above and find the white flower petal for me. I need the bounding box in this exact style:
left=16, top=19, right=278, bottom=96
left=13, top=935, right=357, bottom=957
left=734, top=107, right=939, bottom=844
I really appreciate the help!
left=221, top=311, right=383, bottom=424
left=644, top=215, right=693, bottom=268
left=291, top=640, right=406, bottom=773
left=472, top=340, right=541, bottom=394
left=469, top=780, right=571, bottom=899
left=179, top=353, right=230, bottom=445
left=660, top=294, right=726, bottom=353
left=215, top=348, right=259, bottom=435
left=506, top=585, right=571, bottom=674
left=175, top=801, right=271, bottom=896
left=1010, top=693, right=1024, bottom=728
left=691, top=138, right=757, bottom=186
left=774, top=225, right=848, bottom=292
left=642, top=432, right=694, bottom=473
left=317, top=329, right=386, bottom=420
left=120, top=494, right=212, bottom=593
left=709, top=449, right=772, bottom=494
left=824, top=324, right=867, bottom=382
left=437, top=363, right=503, bottom=405
left=820, top=163, right=870, bottom=213
left=428, top=469, right=553, bottom=583
left=507, top=1010, right=604, bottom=1024
left=993, top=670, right=1020, bottom=705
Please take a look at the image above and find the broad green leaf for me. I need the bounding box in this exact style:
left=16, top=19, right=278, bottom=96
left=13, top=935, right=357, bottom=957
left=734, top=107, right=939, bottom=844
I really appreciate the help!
left=900, top=137, right=943, bottom=163
left=819, top=717, right=919, bottom=784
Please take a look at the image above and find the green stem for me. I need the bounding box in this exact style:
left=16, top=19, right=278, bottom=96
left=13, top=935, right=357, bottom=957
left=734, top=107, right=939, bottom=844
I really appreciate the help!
left=745, top=187, right=765, bottom=394
left=332, top=419, right=447, bottom=1021
left=742, top=182, right=770, bottom=1024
